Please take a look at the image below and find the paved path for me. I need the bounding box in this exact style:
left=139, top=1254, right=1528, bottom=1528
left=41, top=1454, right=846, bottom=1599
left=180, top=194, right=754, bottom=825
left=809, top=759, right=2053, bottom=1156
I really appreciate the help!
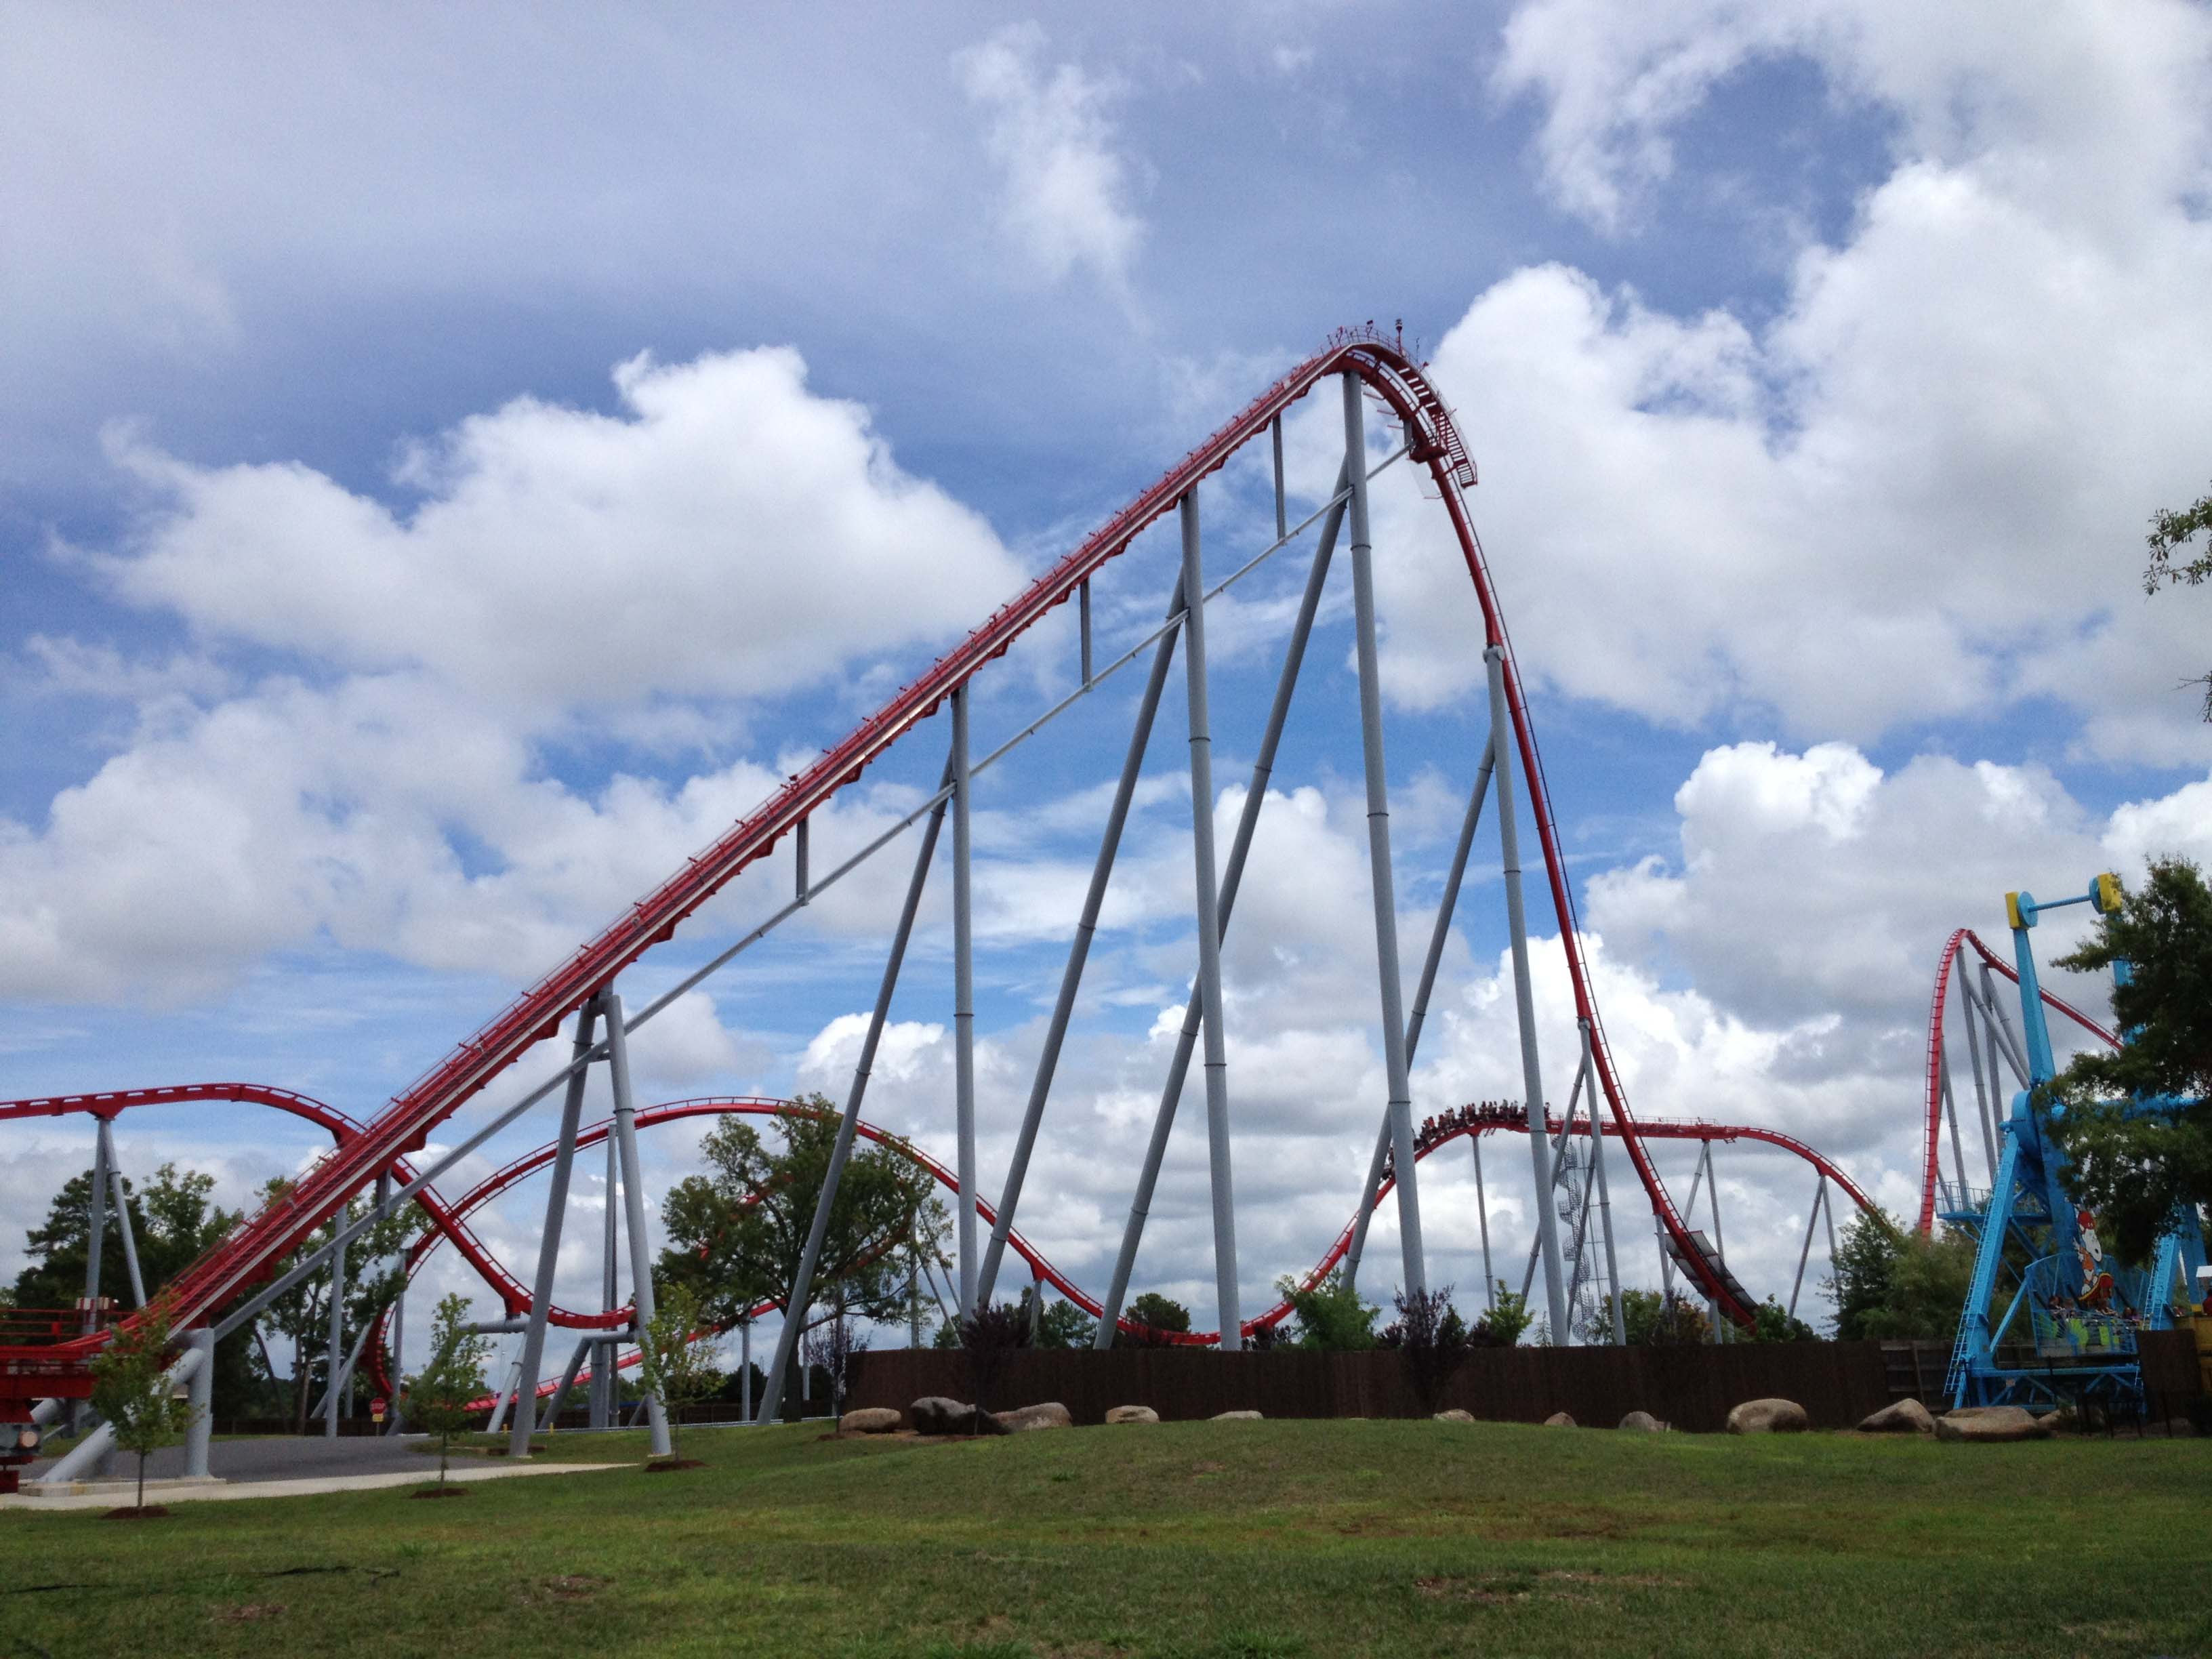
left=28, top=1433, right=447, bottom=1485
left=5, top=1456, right=630, bottom=1511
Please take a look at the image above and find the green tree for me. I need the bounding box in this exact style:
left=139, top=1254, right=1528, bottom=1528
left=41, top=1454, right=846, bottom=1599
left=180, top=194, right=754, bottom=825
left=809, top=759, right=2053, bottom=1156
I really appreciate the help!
left=1389, top=1285, right=1471, bottom=1416
left=12, top=1161, right=266, bottom=1414
left=1121, top=1292, right=1191, bottom=1347
left=1468, top=1284, right=1534, bottom=1347
left=1014, top=1286, right=1095, bottom=1349
left=1605, top=1287, right=1713, bottom=1346
left=1752, top=1297, right=1818, bottom=1343
left=1828, top=1213, right=1976, bottom=1340
left=638, top=1281, right=722, bottom=1465
left=407, top=1294, right=491, bottom=1490
left=2144, top=480, right=2212, bottom=719
left=255, top=1178, right=422, bottom=1432
left=657, top=1103, right=947, bottom=1341
left=2047, top=858, right=2212, bottom=1262
left=89, top=1295, right=194, bottom=1514
left=1274, top=1271, right=1379, bottom=1351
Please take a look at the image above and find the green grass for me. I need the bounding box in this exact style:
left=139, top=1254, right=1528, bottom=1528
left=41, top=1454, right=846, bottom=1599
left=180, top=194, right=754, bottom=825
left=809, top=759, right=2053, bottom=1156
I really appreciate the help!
left=7, top=1418, right=2209, bottom=1658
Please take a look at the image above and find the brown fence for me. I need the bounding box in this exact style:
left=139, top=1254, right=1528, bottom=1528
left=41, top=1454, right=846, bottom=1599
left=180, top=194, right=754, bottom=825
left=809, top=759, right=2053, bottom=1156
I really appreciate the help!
left=848, top=1336, right=2205, bottom=1433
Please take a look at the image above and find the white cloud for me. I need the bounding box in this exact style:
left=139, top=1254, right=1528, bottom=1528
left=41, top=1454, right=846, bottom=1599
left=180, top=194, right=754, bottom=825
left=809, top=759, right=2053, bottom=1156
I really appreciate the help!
left=956, top=24, right=1146, bottom=292
left=93, top=348, right=1025, bottom=714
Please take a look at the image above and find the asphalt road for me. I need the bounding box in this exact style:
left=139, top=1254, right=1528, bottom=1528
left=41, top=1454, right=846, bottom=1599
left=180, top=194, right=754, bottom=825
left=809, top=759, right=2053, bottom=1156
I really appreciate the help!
left=30, top=1433, right=438, bottom=1483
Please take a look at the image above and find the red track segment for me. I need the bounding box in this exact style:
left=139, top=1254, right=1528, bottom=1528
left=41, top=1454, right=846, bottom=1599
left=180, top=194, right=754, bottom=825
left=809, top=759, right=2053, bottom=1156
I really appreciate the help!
left=1913, top=928, right=2118, bottom=1233
left=14, top=325, right=1746, bottom=1372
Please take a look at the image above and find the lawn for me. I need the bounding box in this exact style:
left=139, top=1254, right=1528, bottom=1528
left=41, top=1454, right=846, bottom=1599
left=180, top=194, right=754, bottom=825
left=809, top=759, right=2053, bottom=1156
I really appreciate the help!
left=6, top=1417, right=2207, bottom=1658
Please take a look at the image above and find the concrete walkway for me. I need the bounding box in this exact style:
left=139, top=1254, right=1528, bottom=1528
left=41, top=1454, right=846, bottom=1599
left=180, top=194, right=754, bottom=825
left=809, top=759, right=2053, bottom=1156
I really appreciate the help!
left=6, top=1457, right=631, bottom=1511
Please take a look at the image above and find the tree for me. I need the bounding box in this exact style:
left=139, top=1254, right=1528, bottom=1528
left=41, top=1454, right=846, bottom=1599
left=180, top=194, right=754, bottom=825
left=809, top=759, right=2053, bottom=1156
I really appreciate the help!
left=1275, top=1271, right=1379, bottom=1351
left=801, top=1300, right=869, bottom=1420
left=657, top=1103, right=947, bottom=1342
left=255, top=1179, right=422, bottom=1431
left=407, top=1294, right=491, bottom=1492
left=957, top=1301, right=1028, bottom=1426
left=1752, top=1297, right=1817, bottom=1343
left=1121, top=1292, right=1191, bottom=1347
left=89, top=1295, right=193, bottom=1515
left=1607, top=1287, right=1713, bottom=1346
left=1827, top=1213, right=1976, bottom=1341
left=12, top=1161, right=267, bottom=1414
left=1014, top=1286, right=1096, bottom=1349
left=1466, top=1284, right=1534, bottom=1348
left=638, top=1282, right=722, bottom=1465
left=2047, top=858, right=2212, bottom=1261
left=1389, top=1285, right=1471, bottom=1416
left=2144, top=480, right=2212, bottom=720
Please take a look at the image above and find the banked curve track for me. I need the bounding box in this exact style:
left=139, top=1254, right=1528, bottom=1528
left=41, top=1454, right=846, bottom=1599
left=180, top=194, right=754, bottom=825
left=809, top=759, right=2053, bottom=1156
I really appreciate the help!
left=12, top=327, right=1761, bottom=1374
left=1914, top=928, right=2118, bottom=1235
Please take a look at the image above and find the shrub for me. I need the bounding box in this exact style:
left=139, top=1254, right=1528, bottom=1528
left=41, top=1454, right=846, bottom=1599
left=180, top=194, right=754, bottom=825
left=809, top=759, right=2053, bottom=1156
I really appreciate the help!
left=1390, top=1286, right=1471, bottom=1416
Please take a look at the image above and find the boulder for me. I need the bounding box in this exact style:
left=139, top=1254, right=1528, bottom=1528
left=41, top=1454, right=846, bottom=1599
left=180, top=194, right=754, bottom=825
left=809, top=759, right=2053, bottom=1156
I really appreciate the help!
left=1433, top=1409, right=1475, bottom=1424
left=1618, top=1410, right=1666, bottom=1433
left=1105, top=1405, right=1160, bottom=1425
left=1542, top=1412, right=1576, bottom=1429
left=838, top=1407, right=902, bottom=1435
left=909, top=1397, right=973, bottom=1436
left=994, top=1402, right=1073, bottom=1433
left=1936, top=1406, right=2051, bottom=1443
left=1857, top=1398, right=1936, bottom=1435
left=1725, top=1397, right=1809, bottom=1435
left=1211, top=1410, right=1264, bottom=1421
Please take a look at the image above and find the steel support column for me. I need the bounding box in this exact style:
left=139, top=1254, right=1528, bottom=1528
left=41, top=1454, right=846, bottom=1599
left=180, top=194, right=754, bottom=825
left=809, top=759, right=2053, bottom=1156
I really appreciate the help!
left=81, top=1118, right=110, bottom=1335
left=977, top=582, right=1184, bottom=1306
left=184, top=1327, right=213, bottom=1478
left=1958, top=955, right=1998, bottom=1183
left=1343, top=371, right=1425, bottom=1299
left=1176, top=488, right=1243, bottom=1347
left=1583, top=1022, right=1627, bottom=1345
left=605, top=991, right=673, bottom=1458
left=1473, top=1135, right=1495, bottom=1311
left=952, top=680, right=979, bottom=1318
left=98, top=1119, right=146, bottom=1309
left=1487, top=642, right=1566, bottom=1340
left=1789, top=1176, right=1826, bottom=1320
left=1346, top=733, right=1496, bottom=1289
left=758, top=760, right=950, bottom=1420
left=385, top=1285, right=407, bottom=1433
left=1094, top=471, right=1350, bottom=1347
left=510, top=1002, right=599, bottom=1456
left=325, top=1231, right=346, bottom=1438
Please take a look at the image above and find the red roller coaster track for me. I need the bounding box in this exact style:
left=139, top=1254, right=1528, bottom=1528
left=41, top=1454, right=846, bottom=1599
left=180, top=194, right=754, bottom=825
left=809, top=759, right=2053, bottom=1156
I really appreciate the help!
left=7, top=327, right=1808, bottom=1405
left=1914, top=928, right=2116, bottom=1235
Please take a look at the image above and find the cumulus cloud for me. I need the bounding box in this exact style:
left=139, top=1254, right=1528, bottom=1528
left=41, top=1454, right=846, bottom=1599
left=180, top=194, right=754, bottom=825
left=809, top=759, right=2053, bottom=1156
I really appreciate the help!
left=94, top=348, right=1024, bottom=712
left=956, top=24, right=1146, bottom=292
left=1328, top=0, right=2212, bottom=756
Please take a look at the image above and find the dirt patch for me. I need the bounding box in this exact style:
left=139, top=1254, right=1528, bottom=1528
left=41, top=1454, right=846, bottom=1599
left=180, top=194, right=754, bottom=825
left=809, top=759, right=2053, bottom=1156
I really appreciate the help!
left=102, top=1505, right=171, bottom=1520
left=644, top=1458, right=706, bottom=1473
left=410, top=1486, right=470, bottom=1499
left=213, top=1603, right=287, bottom=1624
left=541, top=1575, right=606, bottom=1601
left=1189, top=1460, right=1226, bottom=1475
left=1416, top=1576, right=1528, bottom=1605
left=1416, top=1569, right=1689, bottom=1607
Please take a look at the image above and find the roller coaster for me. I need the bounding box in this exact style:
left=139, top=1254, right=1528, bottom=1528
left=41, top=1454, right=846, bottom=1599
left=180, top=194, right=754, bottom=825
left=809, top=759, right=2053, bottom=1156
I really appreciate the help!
left=3, top=325, right=2169, bottom=1479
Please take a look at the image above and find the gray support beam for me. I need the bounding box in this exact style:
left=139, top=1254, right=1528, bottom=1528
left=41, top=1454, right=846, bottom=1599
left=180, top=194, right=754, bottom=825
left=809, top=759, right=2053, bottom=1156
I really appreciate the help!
left=325, top=1231, right=346, bottom=1438
left=1345, top=735, right=1496, bottom=1290
left=34, top=1341, right=207, bottom=1488
left=975, top=581, right=1184, bottom=1306
left=597, top=1133, right=619, bottom=1429
left=1079, top=579, right=1093, bottom=689
left=1958, top=952, right=1998, bottom=1183
left=1271, top=412, right=1286, bottom=540
left=510, top=1003, right=599, bottom=1456
left=1487, top=642, right=1566, bottom=1341
left=1179, top=487, right=1242, bottom=1349
left=796, top=815, right=809, bottom=904
left=740, top=1319, right=753, bottom=1425
left=81, top=1118, right=111, bottom=1334
left=1658, top=1212, right=1676, bottom=1297
left=758, top=762, right=949, bottom=1422
left=1977, top=962, right=2030, bottom=1085
left=538, top=1338, right=591, bottom=1435
left=1343, top=371, right=1425, bottom=1300
left=1473, top=1134, right=1495, bottom=1311
left=1584, top=1023, right=1627, bottom=1346
left=1789, top=1176, right=1826, bottom=1320
left=1940, top=1053, right=1968, bottom=1193
left=1093, top=470, right=1351, bottom=1347
left=604, top=991, right=673, bottom=1458
left=485, top=1357, right=519, bottom=1437
left=1698, top=1143, right=1722, bottom=1340
left=99, top=1120, right=146, bottom=1309
left=951, top=680, right=979, bottom=1319
left=184, top=1327, right=213, bottom=1479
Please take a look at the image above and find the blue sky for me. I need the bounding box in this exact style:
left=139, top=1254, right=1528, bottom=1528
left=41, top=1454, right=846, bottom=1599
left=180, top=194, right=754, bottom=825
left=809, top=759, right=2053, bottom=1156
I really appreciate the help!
left=5, top=1, right=2210, bottom=1361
